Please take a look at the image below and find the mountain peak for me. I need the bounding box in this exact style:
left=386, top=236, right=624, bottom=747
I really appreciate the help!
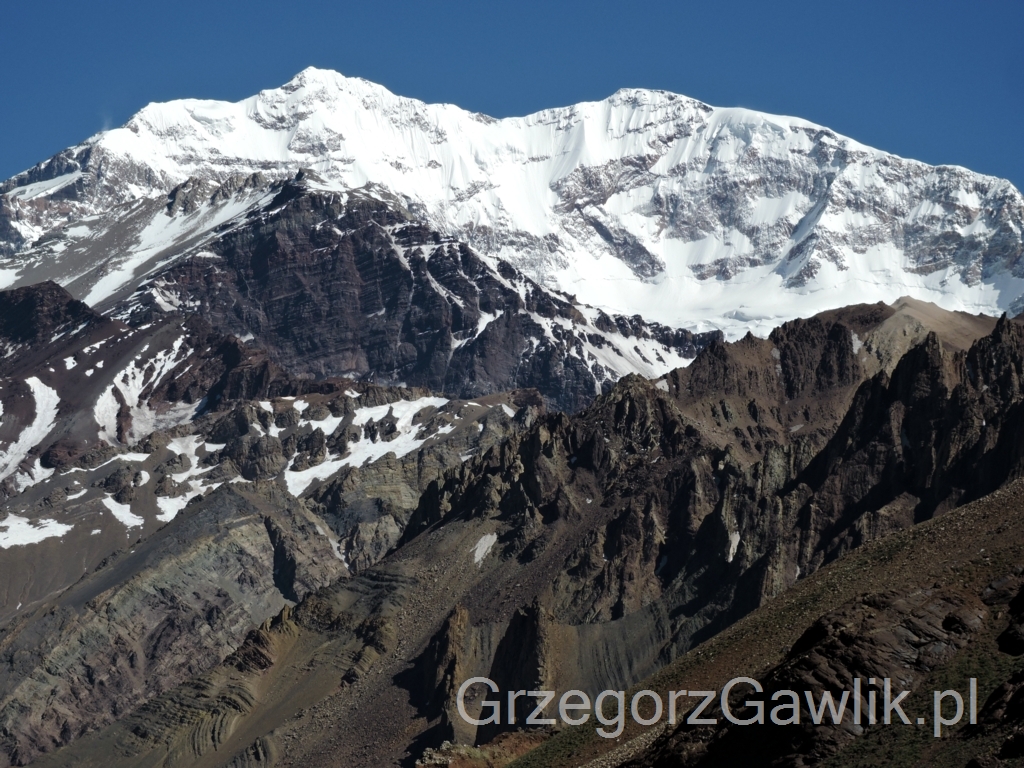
left=275, top=65, right=396, bottom=100
left=289, top=64, right=344, bottom=82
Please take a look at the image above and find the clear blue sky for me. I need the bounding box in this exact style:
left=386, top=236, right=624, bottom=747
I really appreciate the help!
left=3, top=0, right=1022, bottom=190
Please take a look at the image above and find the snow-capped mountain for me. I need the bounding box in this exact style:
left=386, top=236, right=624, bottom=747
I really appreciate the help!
left=1, top=66, right=1022, bottom=338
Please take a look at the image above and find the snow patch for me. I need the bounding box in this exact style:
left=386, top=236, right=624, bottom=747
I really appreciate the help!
left=156, top=434, right=217, bottom=520
left=101, top=495, right=144, bottom=528
left=0, top=269, right=20, bottom=291
left=282, top=458, right=344, bottom=497
left=340, top=397, right=449, bottom=464
left=315, top=524, right=348, bottom=565
left=8, top=171, right=83, bottom=202
left=0, top=377, right=61, bottom=485
left=726, top=531, right=741, bottom=563
left=62, top=452, right=149, bottom=475
left=0, top=514, right=73, bottom=548
left=13, top=458, right=55, bottom=492
left=453, top=311, right=498, bottom=349
left=155, top=495, right=192, bottom=523
left=472, top=533, right=497, bottom=565
left=297, top=410, right=345, bottom=438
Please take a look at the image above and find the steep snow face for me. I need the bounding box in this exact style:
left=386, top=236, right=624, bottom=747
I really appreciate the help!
left=2, top=67, right=1023, bottom=337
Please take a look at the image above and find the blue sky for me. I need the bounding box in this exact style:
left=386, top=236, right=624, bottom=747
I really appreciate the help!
left=2, top=0, right=1022, bottom=189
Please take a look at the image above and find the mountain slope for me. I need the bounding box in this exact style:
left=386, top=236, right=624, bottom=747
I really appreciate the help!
left=0, top=282, right=538, bottom=618
left=1, top=68, right=1022, bottom=339
left=3, top=65, right=1024, bottom=768
left=17, top=300, right=1024, bottom=768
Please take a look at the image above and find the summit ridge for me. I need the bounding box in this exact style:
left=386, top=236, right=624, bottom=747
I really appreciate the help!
left=1, top=68, right=1020, bottom=338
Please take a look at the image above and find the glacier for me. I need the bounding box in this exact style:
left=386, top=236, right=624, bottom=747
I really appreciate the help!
left=0, top=66, right=1021, bottom=339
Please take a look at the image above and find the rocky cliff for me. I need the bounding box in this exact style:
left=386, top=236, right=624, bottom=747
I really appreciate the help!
left=116, top=176, right=716, bottom=412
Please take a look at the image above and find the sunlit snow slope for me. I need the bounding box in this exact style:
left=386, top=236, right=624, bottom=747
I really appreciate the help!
left=1, top=67, right=1022, bottom=337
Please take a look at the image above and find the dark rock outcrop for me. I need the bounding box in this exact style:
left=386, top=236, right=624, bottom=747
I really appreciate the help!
left=126, top=181, right=717, bottom=412
left=0, top=281, right=103, bottom=359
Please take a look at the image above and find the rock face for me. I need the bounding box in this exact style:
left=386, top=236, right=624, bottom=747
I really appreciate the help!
left=2, top=68, right=1022, bottom=337
left=0, top=374, right=529, bottom=605
left=0, top=280, right=330, bottom=501
left=0, top=280, right=547, bottom=765
left=117, top=178, right=716, bottom=413
left=496, top=481, right=1024, bottom=768
left=307, top=389, right=545, bottom=573
left=0, top=281, right=99, bottom=352
left=0, top=485, right=343, bottom=766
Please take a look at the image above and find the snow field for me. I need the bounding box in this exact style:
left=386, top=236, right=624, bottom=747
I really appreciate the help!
left=4, top=67, right=1019, bottom=346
